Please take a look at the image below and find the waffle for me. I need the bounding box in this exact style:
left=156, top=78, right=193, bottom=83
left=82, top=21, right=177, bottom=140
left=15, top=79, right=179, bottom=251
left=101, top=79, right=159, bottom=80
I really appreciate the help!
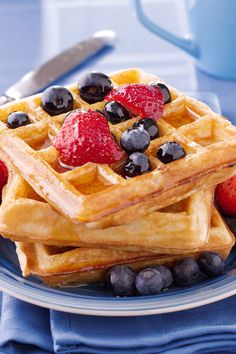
left=15, top=208, right=235, bottom=287
left=0, top=168, right=214, bottom=253
left=0, top=69, right=236, bottom=225
left=0, top=68, right=235, bottom=289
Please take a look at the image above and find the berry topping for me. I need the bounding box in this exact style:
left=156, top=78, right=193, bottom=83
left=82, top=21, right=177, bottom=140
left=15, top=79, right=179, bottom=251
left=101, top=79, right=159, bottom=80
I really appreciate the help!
left=6, top=111, right=30, bottom=129
left=151, top=82, right=171, bottom=104
left=78, top=72, right=113, bottom=104
left=124, top=152, right=150, bottom=178
left=106, top=265, right=136, bottom=297
left=216, top=175, right=236, bottom=216
left=198, top=252, right=225, bottom=277
left=53, top=110, right=124, bottom=167
left=153, top=265, right=173, bottom=288
left=105, top=84, right=164, bottom=120
left=104, top=101, right=131, bottom=124
left=133, top=118, right=159, bottom=140
left=120, top=128, right=150, bottom=153
left=0, top=160, right=8, bottom=196
left=41, top=86, right=73, bottom=116
left=135, top=267, right=163, bottom=295
left=157, top=141, right=186, bottom=164
left=173, top=258, right=200, bottom=287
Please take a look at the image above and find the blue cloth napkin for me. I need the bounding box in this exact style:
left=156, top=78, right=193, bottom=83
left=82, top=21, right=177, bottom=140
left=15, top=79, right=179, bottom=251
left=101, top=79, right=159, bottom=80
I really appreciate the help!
left=1, top=292, right=236, bottom=354
left=0, top=293, right=53, bottom=354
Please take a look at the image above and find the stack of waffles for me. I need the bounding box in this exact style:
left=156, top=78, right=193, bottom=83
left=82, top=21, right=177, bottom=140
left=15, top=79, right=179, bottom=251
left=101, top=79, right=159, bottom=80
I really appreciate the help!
left=0, top=68, right=235, bottom=287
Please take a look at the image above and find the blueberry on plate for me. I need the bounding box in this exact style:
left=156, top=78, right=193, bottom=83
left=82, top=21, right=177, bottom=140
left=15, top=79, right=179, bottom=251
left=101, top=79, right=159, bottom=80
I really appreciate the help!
left=133, top=118, right=159, bottom=140
left=41, top=86, right=73, bottom=116
left=6, top=111, right=30, bottom=129
left=104, top=101, right=131, bottom=124
left=151, top=82, right=171, bottom=104
left=153, top=265, right=173, bottom=288
left=78, top=72, right=113, bottom=104
left=157, top=141, right=186, bottom=164
left=120, top=128, right=150, bottom=153
left=173, top=258, right=200, bottom=287
left=198, top=251, right=225, bottom=277
left=135, top=267, right=163, bottom=295
left=106, top=265, right=136, bottom=297
left=124, top=152, right=150, bottom=178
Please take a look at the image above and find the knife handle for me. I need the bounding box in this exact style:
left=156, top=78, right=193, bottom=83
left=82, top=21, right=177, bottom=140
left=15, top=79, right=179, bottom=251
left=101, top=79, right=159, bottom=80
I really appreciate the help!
left=0, top=95, right=14, bottom=106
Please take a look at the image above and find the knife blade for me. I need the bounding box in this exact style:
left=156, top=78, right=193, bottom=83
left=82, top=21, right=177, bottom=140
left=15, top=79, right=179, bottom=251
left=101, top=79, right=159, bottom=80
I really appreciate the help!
left=0, top=30, right=116, bottom=105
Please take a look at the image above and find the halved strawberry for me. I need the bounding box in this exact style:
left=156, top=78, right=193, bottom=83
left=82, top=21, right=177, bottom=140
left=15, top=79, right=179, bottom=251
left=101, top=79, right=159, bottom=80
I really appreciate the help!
left=105, top=84, right=164, bottom=120
left=0, top=160, right=8, bottom=196
left=53, top=110, right=124, bottom=167
left=216, top=175, right=236, bottom=216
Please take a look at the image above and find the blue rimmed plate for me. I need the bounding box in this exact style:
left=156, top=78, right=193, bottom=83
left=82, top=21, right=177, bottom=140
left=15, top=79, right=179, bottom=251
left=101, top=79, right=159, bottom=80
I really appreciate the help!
left=0, top=92, right=235, bottom=316
left=1, top=239, right=236, bottom=316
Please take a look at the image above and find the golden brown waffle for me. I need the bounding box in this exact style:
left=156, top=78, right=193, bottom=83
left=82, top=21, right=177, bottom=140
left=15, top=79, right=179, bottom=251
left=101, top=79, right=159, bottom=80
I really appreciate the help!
left=15, top=208, right=235, bottom=287
left=0, top=69, right=236, bottom=224
left=0, top=170, right=213, bottom=253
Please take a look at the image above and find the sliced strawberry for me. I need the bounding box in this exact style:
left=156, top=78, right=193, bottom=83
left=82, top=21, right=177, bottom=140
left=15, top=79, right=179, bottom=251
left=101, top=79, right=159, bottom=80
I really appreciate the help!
left=216, top=175, right=236, bottom=216
left=0, top=160, right=8, bottom=196
left=53, top=110, right=124, bottom=167
left=105, top=84, right=164, bottom=120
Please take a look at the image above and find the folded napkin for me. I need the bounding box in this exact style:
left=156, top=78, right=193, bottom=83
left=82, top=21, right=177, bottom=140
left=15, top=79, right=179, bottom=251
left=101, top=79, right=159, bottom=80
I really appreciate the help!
left=1, top=292, right=236, bottom=354
left=0, top=293, right=53, bottom=354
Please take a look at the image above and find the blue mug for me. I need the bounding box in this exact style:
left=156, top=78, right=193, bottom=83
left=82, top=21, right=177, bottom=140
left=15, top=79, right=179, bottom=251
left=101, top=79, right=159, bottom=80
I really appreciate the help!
left=134, top=0, right=236, bottom=79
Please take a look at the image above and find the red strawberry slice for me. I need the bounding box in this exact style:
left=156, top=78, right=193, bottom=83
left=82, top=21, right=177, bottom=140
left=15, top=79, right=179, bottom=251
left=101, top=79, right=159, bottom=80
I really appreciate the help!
left=0, top=160, right=8, bottom=196
left=53, top=110, right=124, bottom=167
left=216, top=175, right=236, bottom=216
left=105, top=84, right=164, bottom=120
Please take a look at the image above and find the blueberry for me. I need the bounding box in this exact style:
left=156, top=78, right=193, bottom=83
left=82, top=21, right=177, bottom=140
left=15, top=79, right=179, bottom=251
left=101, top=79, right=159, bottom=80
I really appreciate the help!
left=173, top=258, right=200, bottom=287
left=104, top=101, right=131, bottom=124
left=133, top=118, right=159, bottom=140
left=135, top=267, right=163, bottom=295
left=151, top=82, right=171, bottom=104
left=124, top=152, right=150, bottom=177
left=198, top=252, right=225, bottom=277
left=6, top=111, right=30, bottom=129
left=106, top=265, right=136, bottom=297
left=41, top=86, right=73, bottom=116
left=78, top=72, right=113, bottom=104
left=153, top=265, right=173, bottom=288
left=120, top=128, right=150, bottom=153
left=157, top=141, right=186, bottom=164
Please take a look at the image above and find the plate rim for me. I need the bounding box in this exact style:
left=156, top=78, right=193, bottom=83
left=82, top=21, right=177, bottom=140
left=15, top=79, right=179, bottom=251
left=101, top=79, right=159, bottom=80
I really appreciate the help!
left=1, top=279, right=236, bottom=316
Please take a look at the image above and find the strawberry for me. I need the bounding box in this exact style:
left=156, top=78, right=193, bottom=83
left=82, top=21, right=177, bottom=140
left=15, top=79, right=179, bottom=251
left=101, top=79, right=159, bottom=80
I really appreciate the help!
left=216, top=175, right=236, bottom=216
left=0, top=160, right=8, bottom=196
left=105, top=84, right=164, bottom=120
left=53, top=110, right=124, bottom=167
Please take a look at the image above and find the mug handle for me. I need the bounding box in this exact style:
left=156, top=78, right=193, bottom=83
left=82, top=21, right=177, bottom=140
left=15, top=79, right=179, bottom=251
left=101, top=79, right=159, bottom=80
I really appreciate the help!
left=134, top=0, right=199, bottom=57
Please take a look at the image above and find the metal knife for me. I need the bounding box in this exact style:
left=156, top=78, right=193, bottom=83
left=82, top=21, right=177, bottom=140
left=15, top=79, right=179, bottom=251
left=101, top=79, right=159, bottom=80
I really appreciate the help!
left=0, top=30, right=116, bottom=105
